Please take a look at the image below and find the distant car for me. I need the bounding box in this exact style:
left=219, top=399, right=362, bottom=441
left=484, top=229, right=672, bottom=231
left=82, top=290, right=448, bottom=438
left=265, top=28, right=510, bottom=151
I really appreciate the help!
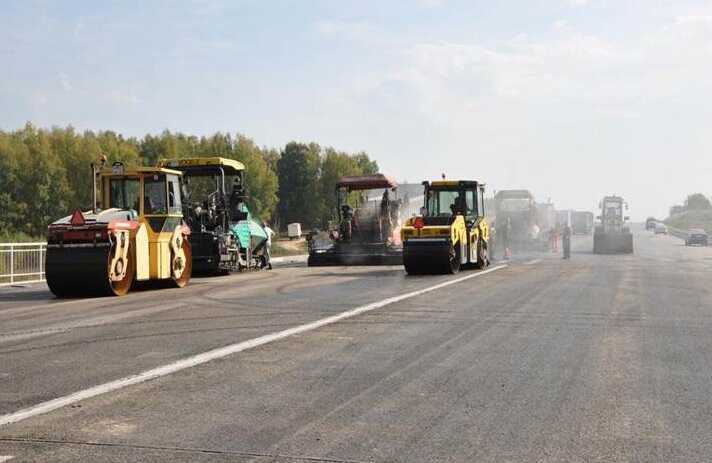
left=685, top=228, right=708, bottom=246
left=645, top=217, right=657, bottom=231
left=654, top=222, right=668, bottom=235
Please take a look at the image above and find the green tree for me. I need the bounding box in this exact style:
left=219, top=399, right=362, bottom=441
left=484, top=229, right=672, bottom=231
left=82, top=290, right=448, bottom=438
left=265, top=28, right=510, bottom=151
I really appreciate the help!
left=231, top=135, right=278, bottom=222
left=685, top=193, right=712, bottom=211
left=318, top=148, right=364, bottom=226
left=277, top=142, right=322, bottom=229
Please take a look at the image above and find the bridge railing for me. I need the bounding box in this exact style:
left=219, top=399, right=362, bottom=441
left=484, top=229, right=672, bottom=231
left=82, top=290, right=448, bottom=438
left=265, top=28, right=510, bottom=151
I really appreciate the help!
left=0, top=242, right=47, bottom=287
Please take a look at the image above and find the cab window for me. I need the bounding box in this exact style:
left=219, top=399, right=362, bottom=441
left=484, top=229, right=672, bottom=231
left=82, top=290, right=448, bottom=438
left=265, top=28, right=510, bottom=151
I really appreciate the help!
left=426, top=190, right=459, bottom=216
left=466, top=190, right=476, bottom=217
left=167, top=174, right=182, bottom=214
left=144, top=175, right=167, bottom=214
left=109, top=178, right=140, bottom=211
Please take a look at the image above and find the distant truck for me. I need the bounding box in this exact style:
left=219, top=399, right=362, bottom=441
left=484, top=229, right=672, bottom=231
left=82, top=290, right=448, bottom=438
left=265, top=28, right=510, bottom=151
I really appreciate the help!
left=494, top=190, right=539, bottom=249
left=572, top=211, right=594, bottom=234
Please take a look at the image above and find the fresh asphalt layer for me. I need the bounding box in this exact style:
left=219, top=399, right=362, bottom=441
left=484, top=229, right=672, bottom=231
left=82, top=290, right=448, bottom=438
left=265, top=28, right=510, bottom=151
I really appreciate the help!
left=1, top=228, right=712, bottom=462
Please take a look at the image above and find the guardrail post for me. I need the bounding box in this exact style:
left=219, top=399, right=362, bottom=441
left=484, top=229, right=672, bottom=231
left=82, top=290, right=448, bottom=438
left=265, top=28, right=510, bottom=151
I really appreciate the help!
left=40, top=244, right=45, bottom=279
left=9, top=244, right=14, bottom=285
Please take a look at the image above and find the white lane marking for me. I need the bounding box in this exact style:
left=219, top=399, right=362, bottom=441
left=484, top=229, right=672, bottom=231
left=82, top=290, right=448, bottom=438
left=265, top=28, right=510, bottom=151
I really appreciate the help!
left=0, top=303, right=185, bottom=344
left=0, top=265, right=506, bottom=427
left=0, top=456, right=15, bottom=462
left=524, top=259, right=542, bottom=265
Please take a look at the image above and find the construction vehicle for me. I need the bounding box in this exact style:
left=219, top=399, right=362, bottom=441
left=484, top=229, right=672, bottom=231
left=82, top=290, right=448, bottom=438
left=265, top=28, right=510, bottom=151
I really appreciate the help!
left=158, top=157, right=270, bottom=273
left=308, top=174, right=404, bottom=266
left=593, top=195, right=633, bottom=254
left=401, top=180, right=490, bottom=274
left=45, top=160, right=192, bottom=297
left=572, top=211, right=594, bottom=234
left=494, top=189, right=539, bottom=250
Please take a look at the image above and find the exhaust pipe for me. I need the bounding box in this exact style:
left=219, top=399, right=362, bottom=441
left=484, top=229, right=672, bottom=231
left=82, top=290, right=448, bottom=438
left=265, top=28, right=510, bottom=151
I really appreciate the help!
left=92, top=154, right=107, bottom=213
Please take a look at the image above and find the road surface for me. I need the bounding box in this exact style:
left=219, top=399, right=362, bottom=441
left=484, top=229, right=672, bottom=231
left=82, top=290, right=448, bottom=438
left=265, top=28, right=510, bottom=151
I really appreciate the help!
left=1, top=228, right=711, bottom=462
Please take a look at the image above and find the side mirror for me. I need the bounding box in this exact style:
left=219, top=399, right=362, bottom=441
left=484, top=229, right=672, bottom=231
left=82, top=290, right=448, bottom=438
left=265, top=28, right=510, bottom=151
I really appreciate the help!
left=624, top=216, right=630, bottom=221
left=419, top=207, right=427, bottom=216
left=596, top=216, right=601, bottom=220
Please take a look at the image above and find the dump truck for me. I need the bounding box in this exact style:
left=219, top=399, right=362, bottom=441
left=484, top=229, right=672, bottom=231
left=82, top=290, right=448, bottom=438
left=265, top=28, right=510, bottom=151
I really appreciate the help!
left=158, top=157, right=270, bottom=273
left=308, top=174, right=404, bottom=266
left=401, top=180, right=490, bottom=274
left=493, top=189, right=539, bottom=250
left=45, top=160, right=192, bottom=297
left=593, top=195, right=633, bottom=254
left=572, top=211, right=594, bottom=234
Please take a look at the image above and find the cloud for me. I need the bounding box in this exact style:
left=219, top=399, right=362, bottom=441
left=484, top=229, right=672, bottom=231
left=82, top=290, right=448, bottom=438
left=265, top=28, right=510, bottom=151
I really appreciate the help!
left=567, top=0, right=590, bottom=6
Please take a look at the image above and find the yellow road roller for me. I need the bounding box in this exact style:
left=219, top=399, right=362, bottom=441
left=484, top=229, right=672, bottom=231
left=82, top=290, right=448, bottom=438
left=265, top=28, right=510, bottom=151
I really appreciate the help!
left=45, top=161, right=192, bottom=297
left=401, top=180, right=490, bottom=274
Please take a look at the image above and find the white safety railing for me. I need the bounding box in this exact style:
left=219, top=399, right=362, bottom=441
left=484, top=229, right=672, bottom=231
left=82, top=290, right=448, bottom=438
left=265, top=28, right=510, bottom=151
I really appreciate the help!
left=0, top=242, right=47, bottom=286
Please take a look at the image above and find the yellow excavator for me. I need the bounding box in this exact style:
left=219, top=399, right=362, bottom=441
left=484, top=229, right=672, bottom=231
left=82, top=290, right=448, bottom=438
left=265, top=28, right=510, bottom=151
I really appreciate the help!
left=401, top=180, right=490, bottom=274
left=45, top=160, right=192, bottom=297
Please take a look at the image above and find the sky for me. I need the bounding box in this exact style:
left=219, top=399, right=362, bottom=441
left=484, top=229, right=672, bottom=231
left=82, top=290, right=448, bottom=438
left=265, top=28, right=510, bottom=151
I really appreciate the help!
left=2, top=0, right=712, bottom=220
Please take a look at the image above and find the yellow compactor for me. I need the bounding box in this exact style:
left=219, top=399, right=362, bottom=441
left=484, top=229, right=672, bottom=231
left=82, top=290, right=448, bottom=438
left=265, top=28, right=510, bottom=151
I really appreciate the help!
left=401, top=180, right=490, bottom=274
left=45, top=162, right=192, bottom=297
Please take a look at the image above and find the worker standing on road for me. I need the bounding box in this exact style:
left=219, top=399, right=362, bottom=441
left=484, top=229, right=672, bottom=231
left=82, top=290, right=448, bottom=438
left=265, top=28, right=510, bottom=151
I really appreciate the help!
left=562, top=224, right=571, bottom=259
left=262, top=221, right=275, bottom=270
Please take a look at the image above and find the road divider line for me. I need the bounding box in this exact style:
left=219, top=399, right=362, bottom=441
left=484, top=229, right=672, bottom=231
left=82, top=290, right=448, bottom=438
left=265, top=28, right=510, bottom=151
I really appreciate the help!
left=0, top=456, right=15, bottom=462
left=0, top=265, right=506, bottom=428
left=524, top=259, right=542, bottom=265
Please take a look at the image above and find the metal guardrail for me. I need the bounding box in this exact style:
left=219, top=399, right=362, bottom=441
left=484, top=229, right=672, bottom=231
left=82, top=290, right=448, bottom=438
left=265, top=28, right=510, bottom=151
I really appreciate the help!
left=0, top=242, right=47, bottom=286
left=665, top=226, right=689, bottom=241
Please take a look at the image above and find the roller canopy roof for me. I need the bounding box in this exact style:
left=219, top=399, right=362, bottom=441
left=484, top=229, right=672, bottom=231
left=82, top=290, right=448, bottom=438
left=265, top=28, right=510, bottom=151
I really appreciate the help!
left=336, top=174, right=398, bottom=190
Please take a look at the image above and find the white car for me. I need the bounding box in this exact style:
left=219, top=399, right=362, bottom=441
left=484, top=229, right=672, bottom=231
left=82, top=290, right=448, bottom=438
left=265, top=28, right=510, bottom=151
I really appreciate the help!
left=654, top=222, right=668, bottom=234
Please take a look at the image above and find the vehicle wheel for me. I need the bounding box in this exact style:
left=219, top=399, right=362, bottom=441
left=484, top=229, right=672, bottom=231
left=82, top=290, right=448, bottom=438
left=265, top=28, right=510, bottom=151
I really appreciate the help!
left=171, top=237, right=192, bottom=288
left=448, top=245, right=461, bottom=274
left=475, top=239, right=489, bottom=269
left=108, top=243, right=135, bottom=296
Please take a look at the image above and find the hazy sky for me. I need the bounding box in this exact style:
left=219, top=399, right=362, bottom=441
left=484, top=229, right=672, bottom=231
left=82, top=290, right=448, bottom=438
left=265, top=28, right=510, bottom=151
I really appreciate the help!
left=2, top=0, right=712, bottom=219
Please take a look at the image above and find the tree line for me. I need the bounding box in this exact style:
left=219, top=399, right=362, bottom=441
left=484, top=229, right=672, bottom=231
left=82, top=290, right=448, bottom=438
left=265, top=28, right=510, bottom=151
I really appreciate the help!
left=668, top=193, right=712, bottom=217
left=0, top=123, right=378, bottom=240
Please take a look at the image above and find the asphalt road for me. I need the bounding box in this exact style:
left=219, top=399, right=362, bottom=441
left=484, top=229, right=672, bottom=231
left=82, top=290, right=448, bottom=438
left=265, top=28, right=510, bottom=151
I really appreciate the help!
left=1, top=228, right=712, bottom=462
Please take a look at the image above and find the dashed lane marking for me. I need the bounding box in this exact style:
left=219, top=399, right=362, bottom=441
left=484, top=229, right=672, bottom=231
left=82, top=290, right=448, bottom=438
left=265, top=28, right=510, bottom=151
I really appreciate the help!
left=0, top=265, right=506, bottom=428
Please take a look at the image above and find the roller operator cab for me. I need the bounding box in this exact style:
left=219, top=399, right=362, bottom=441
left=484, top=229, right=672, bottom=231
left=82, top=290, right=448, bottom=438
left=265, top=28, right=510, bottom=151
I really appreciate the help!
left=401, top=180, right=490, bottom=274
left=593, top=195, right=634, bottom=254
left=45, top=162, right=192, bottom=297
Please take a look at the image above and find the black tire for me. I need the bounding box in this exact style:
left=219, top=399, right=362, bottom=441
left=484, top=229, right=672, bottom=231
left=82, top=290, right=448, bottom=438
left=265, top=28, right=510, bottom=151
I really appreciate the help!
left=475, top=239, right=489, bottom=269
left=448, top=245, right=461, bottom=274
left=403, top=259, right=421, bottom=275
